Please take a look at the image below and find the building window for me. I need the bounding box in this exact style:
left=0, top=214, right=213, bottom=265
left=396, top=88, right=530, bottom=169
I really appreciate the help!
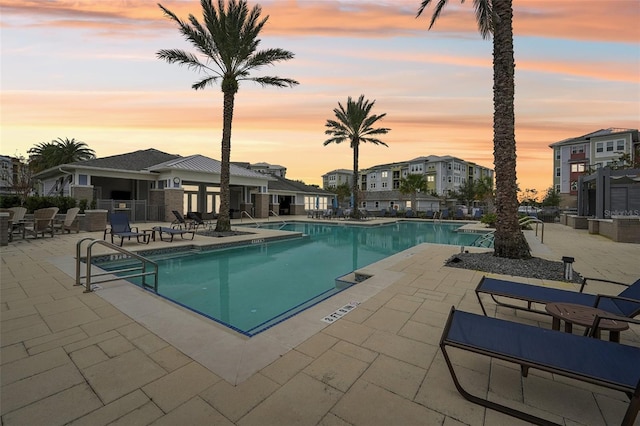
left=570, top=181, right=578, bottom=191
left=570, top=163, right=585, bottom=173
left=606, top=141, right=614, bottom=152
left=616, top=139, right=625, bottom=151
left=571, top=145, right=584, bottom=154
left=381, top=182, right=387, bottom=188
left=370, top=183, right=376, bottom=189
left=555, top=184, right=560, bottom=192
left=555, top=149, right=561, bottom=160
left=555, top=167, right=561, bottom=177
left=381, top=171, right=388, bottom=178
left=427, top=175, right=435, bottom=182
left=375, top=201, right=379, bottom=208
left=596, top=142, right=604, bottom=153
left=78, top=174, right=88, bottom=185
left=392, top=181, right=399, bottom=189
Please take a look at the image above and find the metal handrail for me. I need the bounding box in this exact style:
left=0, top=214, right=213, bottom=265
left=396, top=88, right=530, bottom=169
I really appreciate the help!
left=240, top=210, right=260, bottom=227
left=519, top=216, right=545, bottom=243
left=269, top=210, right=286, bottom=225
left=75, top=238, right=158, bottom=293
left=472, top=231, right=495, bottom=248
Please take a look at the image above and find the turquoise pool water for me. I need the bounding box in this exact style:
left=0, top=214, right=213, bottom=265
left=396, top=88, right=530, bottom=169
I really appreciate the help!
left=97, top=221, right=488, bottom=336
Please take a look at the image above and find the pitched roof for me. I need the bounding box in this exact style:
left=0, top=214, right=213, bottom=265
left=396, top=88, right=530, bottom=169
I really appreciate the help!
left=549, top=128, right=639, bottom=147
left=268, top=175, right=330, bottom=195
left=148, top=154, right=268, bottom=179
left=69, top=148, right=180, bottom=171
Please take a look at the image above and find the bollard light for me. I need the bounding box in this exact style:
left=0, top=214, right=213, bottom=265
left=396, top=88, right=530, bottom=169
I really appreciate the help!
left=562, top=256, right=575, bottom=281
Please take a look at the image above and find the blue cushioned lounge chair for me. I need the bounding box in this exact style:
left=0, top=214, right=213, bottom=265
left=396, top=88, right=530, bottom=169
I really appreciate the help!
left=152, top=226, right=195, bottom=242
left=105, top=213, right=149, bottom=246
left=441, top=307, right=640, bottom=426
left=476, top=276, right=640, bottom=320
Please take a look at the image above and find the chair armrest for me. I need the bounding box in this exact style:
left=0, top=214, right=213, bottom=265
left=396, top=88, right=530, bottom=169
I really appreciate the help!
left=582, top=277, right=631, bottom=288
left=594, top=294, right=640, bottom=308
left=589, top=314, right=640, bottom=337
left=131, top=226, right=139, bottom=232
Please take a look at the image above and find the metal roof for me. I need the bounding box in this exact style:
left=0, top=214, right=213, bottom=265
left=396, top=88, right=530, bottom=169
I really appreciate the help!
left=147, top=154, right=268, bottom=179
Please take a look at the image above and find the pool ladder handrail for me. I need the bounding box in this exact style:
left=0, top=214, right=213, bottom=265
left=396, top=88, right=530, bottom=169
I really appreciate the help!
left=240, top=210, right=260, bottom=227
left=472, top=231, right=495, bottom=248
left=75, top=237, right=158, bottom=293
left=519, top=216, right=545, bottom=243
left=268, top=210, right=286, bottom=225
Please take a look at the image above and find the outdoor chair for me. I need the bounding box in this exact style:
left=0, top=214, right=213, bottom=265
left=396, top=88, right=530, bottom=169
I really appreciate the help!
left=321, top=209, right=333, bottom=219
left=472, top=209, right=483, bottom=220
left=440, top=307, right=640, bottom=426
left=405, top=209, right=415, bottom=218
left=186, top=212, right=208, bottom=230
left=475, top=275, right=640, bottom=321
left=425, top=210, right=434, bottom=219
left=454, top=209, right=465, bottom=220
left=23, top=207, right=59, bottom=239
left=0, top=209, right=15, bottom=242
left=104, top=212, right=149, bottom=246
left=53, top=207, right=80, bottom=234
left=171, top=210, right=196, bottom=230
left=7, top=207, right=26, bottom=241
left=440, top=209, right=449, bottom=220
left=152, top=226, right=195, bottom=242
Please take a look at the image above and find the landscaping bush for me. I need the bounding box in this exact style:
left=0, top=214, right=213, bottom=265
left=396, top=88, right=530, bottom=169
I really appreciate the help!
left=0, top=195, right=22, bottom=208
left=480, top=212, right=497, bottom=227
left=24, top=196, right=77, bottom=213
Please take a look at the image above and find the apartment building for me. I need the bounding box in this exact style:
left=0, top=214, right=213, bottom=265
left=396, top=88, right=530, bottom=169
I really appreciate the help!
left=357, top=155, right=493, bottom=211
left=549, top=128, right=639, bottom=207
left=322, top=169, right=353, bottom=189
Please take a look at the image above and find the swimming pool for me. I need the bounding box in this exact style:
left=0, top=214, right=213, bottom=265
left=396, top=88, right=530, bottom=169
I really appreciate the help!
left=97, top=221, right=489, bottom=336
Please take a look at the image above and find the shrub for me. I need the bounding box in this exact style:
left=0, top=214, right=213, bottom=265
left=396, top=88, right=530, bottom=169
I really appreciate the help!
left=78, top=199, right=88, bottom=213
left=480, top=212, right=497, bottom=227
left=0, top=195, right=22, bottom=208
left=24, top=196, right=77, bottom=213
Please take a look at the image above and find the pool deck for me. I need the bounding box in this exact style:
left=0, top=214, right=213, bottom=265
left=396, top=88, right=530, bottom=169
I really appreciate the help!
left=1, top=217, right=639, bottom=425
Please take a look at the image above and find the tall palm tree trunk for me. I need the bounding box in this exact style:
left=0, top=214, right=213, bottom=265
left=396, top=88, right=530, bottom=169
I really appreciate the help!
left=492, top=0, right=530, bottom=258
left=215, top=90, right=235, bottom=232
left=352, top=141, right=360, bottom=219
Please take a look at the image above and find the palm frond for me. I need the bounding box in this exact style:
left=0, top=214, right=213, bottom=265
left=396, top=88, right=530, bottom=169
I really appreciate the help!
left=192, top=75, right=219, bottom=90
left=156, top=49, right=209, bottom=73
left=249, top=76, right=299, bottom=88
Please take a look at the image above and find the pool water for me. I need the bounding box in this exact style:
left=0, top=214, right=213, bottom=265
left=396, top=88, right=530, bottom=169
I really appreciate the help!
left=97, top=221, right=488, bottom=336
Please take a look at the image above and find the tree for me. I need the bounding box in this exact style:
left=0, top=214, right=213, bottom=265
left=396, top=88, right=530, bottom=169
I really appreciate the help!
left=327, top=182, right=352, bottom=208
left=323, top=95, right=390, bottom=219
left=417, top=0, right=530, bottom=258
left=541, top=186, right=560, bottom=207
left=157, top=0, right=298, bottom=231
left=28, top=138, right=95, bottom=174
left=398, top=174, right=427, bottom=210
left=475, top=175, right=495, bottom=211
left=450, top=179, right=476, bottom=209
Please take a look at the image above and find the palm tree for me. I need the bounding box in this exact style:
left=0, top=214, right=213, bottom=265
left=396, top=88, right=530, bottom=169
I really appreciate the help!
left=324, top=95, right=390, bottom=219
left=417, top=0, right=530, bottom=258
left=399, top=174, right=427, bottom=211
left=54, top=137, right=95, bottom=165
left=157, top=0, right=298, bottom=232
left=27, top=138, right=95, bottom=173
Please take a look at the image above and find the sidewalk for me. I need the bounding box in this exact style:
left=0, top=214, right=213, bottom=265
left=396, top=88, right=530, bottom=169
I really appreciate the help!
left=1, top=221, right=639, bottom=425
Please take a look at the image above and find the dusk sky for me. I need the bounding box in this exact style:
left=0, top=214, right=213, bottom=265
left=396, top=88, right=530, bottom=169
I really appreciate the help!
left=1, top=0, right=639, bottom=197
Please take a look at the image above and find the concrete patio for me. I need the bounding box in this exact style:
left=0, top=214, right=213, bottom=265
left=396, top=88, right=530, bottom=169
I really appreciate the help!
left=1, top=218, right=639, bottom=425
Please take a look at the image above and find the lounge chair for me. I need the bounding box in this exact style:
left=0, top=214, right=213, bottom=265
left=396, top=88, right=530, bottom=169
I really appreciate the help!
left=171, top=210, right=196, bottom=230
left=6, top=207, right=26, bottom=241
left=23, top=207, right=59, bottom=238
left=440, top=307, right=640, bottom=426
left=104, top=212, right=149, bottom=246
left=186, top=212, right=207, bottom=230
left=454, top=209, right=465, bottom=220
left=475, top=276, right=640, bottom=320
left=405, top=209, right=415, bottom=218
left=53, top=207, right=80, bottom=234
left=425, top=210, right=434, bottom=219
left=152, top=226, right=195, bottom=242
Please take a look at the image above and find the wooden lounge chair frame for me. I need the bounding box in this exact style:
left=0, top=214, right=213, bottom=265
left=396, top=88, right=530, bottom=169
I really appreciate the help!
left=475, top=275, right=640, bottom=319
left=23, top=207, right=59, bottom=239
left=53, top=207, right=80, bottom=234
left=152, top=226, right=195, bottom=242
left=440, top=307, right=640, bottom=426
